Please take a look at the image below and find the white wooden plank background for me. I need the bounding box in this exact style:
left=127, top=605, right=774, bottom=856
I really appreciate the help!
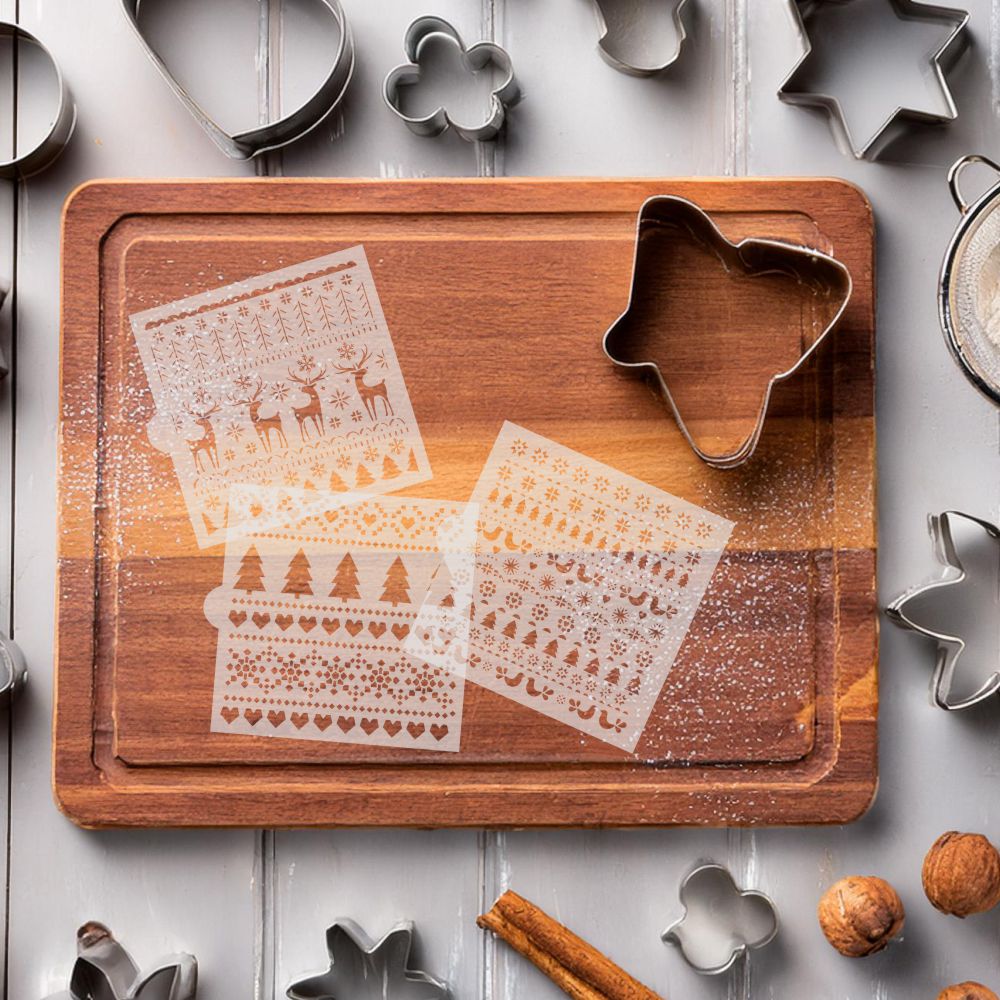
left=4, top=1, right=1000, bottom=997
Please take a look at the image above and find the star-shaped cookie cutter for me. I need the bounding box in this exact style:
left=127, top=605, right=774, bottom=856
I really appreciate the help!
left=602, top=195, right=853, bottom=469
left=383, top=16, right=520, bottom=142
left=286, top=919, right=447, bottom=999
left=661, top=864, right=779, bottom=975
left=886, top=510, right=1000, bottom=711
left=777, top=0, right=970, bottom=160
left=588, top=0, right=691, bottom=76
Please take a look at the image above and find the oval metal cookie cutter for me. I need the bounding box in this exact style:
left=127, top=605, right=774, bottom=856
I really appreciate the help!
left=662, top=864, right=778, bottom=975
left=120, top=0, right=354, bottom=159
left=602, top=194, right=853, bottom=470
left=0, top=21, right=75, bottom=179
left=940, top=153, right=1000, bottom=406
left=383, top=16, right=520, bottom=141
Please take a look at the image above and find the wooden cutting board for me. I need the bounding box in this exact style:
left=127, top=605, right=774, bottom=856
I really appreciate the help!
left=55, top=178, right=876, bottom=827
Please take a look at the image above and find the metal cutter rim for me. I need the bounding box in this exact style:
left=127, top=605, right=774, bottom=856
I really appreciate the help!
left=777, top=0, right=970, bottom=160
left=120, top=0, right=355, bottom=160
left=0, top=20, right=75, bottom=180
left=602, top=194, right=854, bottom=470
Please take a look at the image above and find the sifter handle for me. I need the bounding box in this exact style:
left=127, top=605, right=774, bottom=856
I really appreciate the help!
left=948, top=154, right=1000, bottom=215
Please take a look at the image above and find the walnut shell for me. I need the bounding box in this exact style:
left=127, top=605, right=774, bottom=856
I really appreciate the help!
left=923, top=832, right=1000, bottom=917
left=817, top=876, right=904, bottom=957
left=937, top=983, right=1000, bottom=1000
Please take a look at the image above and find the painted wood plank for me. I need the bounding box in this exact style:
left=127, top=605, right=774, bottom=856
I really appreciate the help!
left=7, top=2, right=259, bottom=997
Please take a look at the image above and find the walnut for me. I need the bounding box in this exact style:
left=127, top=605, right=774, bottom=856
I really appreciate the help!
left=923, top=832, right=1000, bottom=917
left=817, top=876, right=904, bottom=957
left=937, top=984, right=1000, bottom=1000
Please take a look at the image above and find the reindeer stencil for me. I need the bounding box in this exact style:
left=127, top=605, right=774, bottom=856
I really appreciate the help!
left=334, top=346, right=393, bottom=420
left=228, top=376, right=288, bottom=453
left=288, top=364, right=327, bottom=440
left=185, top=395, right=221, bottom=473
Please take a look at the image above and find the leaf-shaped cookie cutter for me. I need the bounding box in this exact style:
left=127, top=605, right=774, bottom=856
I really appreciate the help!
left=120, top=0, right=354, bottom=159
left=777, top=0, right=970, bottom=160
left=46, top=922, right=197, bottom=1000
left=286, top=919, right=448, bottom=999
left=602, top=194, right=853, bottom=469
left=886, top=510, right=1000, bottom=711
left=383, top=17, right=520, bottom=142
left=588, top=0, right=690, bottom=76
left=661, top=864, right=779, bottom=975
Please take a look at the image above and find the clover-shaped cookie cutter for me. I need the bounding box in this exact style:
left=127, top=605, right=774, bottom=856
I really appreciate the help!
left=588, top=0, right=690, bottom=76
left=0, top=21, right=75, bottom=179
left=887, top=510, right=1000, bottom=711
left=383, top=17, right=520, bottom=141
left=602, top=195, right=853, bottom=469
left=778, top=0, right=970, bottom=160
left=661, top=864, right=778, bottom=975
left=120, top=0, right=354, bottom=159
left=45, top=922, right=197, bottom=1000
left=286, top=919, right=448, bottom=999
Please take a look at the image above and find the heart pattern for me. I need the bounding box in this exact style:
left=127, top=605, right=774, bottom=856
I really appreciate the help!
left=252, top=612, right=271, bottom=629
left=368, top=621, right=387, bottom=639
left=391, top=623, right=410, bottom=641
left=220, top=707, right=239, bottom=724
left=299, top=615, right=317, bottom=633
left=322, top=617, right=340, bottom=634
left=345, top=619, right=363, bottom=637
left=276, top=614, right=294, bottom=631
left=229, top=610, right=247, bottom=628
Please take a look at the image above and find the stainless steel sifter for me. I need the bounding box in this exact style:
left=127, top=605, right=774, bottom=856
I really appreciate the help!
left=940, top=153, right=1000, bottom=405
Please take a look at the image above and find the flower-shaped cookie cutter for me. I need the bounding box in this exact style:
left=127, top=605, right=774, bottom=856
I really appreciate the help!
left=120, top=0, right=355, bottom=159
left=588, top=0, right=690, bottom=76
left=661, top=864, right=779, bottom=975
left=383, top=17, right=520, bottom=141
left=777, top=0, right=970, bottom=160
left=286, top=919, right=448, bottom=999
left=45, top=922, right=197, bottom=1000
left=886, top=510, right=1000, bottom=711
left=602, top=195, right=853, bottom=469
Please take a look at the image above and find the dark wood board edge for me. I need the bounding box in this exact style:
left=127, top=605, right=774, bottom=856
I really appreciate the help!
left=54, top=178, right=877, bottom=828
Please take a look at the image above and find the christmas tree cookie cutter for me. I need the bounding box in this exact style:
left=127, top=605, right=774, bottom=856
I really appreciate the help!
left=286, top=919, right=447, bottom=999
left=587, top=0, right=690, bottom=76
left=0, top=20, right=75, bottom=179
left=661, top=864, right=779, bottom=975
left=383, top=16, right=520, bottom=141
left=602, top=195, right=853, bottom=469
left=777, top=0, right=970, bottom=160
left=120, top=0, right=355, bottom=159
left=886, top=510, right=1000, bottom=711
left=45, top=922, right=197, bottom=1000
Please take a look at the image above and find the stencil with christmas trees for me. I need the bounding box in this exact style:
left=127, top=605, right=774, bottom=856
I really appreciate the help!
left=205, top=487, right=476, bottom=752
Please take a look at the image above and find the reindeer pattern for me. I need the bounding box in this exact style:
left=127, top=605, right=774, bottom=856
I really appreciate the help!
left=129, top=246, right=432, bottom=546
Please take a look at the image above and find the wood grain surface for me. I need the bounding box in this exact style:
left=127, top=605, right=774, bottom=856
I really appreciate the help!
left=55, top=177, right=876, bottom=827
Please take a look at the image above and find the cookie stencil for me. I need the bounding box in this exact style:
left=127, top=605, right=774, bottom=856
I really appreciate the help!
left=468, top=422, right=734, bottom=751
left=129, top=245, right=430, bottom=547
left=206, top=485, right=476, bottom=752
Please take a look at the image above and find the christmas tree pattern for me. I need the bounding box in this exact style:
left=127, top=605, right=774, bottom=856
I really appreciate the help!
left=234, top=544, right=265, bottom=593
left=329, top=553, right=361, bottom=600
left=379, top=556, right=411, bottom=606
left=282, top=548, right=313, bottom=597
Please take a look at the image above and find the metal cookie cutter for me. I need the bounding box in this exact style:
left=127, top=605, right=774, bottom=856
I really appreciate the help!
left=46, top=922, right=197, bottom=1000
left=587, top=0, right=690, bottom=76
left=940, top=154, right=1000, bottom=405
left=778, top=0, right=970, bottom=160
left=286, top=920, right=448, bottom=999
left=661, top=864, right=778, bottom=975
left=120, top=0, right=355, bottom=159
left=887, top=510, right=1000, bottom=711
left=602, top=194, right=853, bottom=470
left=0, top=21, right=75, bottom=179
left=383, top=17, right=520, bottom=141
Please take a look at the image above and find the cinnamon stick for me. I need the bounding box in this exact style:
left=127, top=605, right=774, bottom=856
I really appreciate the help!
left=477, top=890, right=663, bottom=1000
